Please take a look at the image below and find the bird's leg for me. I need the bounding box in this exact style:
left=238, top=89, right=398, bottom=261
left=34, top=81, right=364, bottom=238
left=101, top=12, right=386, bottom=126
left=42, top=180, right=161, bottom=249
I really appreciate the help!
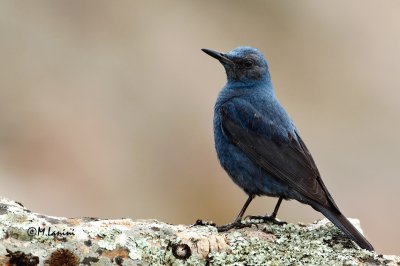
left=270, top=196, right=283, bottom=220
left=217, top=195, right=255, bottom=232
left=246, top=197, right=287, bottom=225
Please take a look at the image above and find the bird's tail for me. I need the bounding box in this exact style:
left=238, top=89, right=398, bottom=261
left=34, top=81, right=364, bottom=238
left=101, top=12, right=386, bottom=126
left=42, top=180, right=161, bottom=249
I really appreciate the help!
left=311, top=203, right=374, bottom=251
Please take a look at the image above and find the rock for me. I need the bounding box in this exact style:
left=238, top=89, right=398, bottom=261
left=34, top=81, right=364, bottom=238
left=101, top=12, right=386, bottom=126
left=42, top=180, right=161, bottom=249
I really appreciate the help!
left=0, top=197, right=398, bottom=265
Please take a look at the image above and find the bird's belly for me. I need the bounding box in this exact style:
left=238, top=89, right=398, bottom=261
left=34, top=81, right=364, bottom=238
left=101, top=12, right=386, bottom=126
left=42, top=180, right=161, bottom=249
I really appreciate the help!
left=215, top=134, right=293, bottom=198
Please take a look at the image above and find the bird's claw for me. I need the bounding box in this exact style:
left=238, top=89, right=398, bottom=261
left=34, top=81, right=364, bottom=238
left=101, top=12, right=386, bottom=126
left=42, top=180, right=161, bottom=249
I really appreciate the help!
left=245, top=215, right=287, bottom=225
left=217, top=220, right=251, bottom=232
left=192, top=219, right=216, bottom=227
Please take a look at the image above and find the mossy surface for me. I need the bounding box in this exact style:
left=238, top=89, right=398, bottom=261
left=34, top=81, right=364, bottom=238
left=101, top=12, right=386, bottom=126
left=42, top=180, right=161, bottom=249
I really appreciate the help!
left=0, top=197, right=398, bottom=266
left=207, top=221, right=372, bottom=266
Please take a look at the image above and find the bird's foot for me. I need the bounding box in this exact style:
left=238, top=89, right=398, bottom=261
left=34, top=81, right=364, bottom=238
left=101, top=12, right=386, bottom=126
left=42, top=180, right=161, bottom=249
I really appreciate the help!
left=192, top=219, right=216, bottom=227
left=245, top=215, right=287, bottom=225
left=217, top=220, right=251, bottom=232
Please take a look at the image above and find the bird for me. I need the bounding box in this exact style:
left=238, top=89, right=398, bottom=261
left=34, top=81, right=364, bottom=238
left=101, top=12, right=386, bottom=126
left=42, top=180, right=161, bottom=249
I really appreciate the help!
left=201, top=46, right=374, bottom=251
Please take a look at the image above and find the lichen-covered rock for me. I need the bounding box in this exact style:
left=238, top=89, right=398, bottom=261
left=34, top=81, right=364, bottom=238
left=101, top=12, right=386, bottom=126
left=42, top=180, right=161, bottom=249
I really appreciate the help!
left=0, top=197, right=398, bottom=265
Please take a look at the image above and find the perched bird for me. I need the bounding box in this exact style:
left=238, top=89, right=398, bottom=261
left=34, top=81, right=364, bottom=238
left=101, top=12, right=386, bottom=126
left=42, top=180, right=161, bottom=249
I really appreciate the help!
left=202, top=46, right=374, bottom=251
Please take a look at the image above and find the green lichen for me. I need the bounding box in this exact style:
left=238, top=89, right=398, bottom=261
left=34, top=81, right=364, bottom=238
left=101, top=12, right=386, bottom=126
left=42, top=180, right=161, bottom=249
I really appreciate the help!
left=0, top=197, right=398, bottom=266
left=97, top=228, right=123, bottom=250
left=205, top=221, right=375, bottom=266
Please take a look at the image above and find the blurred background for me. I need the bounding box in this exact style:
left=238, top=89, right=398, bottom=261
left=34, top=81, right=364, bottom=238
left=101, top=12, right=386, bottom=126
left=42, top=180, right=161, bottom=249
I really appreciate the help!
left=0, top=1, right=399, bottom=254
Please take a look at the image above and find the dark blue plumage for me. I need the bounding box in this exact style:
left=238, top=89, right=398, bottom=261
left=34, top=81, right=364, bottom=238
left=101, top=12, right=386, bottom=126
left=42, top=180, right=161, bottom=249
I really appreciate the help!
left=202, top=46, right=374, bottom=251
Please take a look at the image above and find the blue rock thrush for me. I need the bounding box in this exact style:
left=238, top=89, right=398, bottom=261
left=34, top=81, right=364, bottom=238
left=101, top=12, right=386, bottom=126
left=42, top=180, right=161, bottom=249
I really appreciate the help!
left=202, top=46, right=374, bottom=251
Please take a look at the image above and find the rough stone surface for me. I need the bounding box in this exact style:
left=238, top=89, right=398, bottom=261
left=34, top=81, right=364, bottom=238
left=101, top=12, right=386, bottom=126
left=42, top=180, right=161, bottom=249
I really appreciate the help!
left=0, top=197, right=398, bottom=265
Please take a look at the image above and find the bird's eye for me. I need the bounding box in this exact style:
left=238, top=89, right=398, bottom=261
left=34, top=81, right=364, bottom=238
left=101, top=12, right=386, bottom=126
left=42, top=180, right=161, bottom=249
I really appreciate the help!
left=244, top=60, right=254, bottom=68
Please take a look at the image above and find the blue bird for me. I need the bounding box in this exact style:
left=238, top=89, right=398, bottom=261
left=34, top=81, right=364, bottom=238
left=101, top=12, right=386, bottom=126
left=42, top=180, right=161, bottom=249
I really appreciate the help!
left=202, top=46, right=374, bottom=251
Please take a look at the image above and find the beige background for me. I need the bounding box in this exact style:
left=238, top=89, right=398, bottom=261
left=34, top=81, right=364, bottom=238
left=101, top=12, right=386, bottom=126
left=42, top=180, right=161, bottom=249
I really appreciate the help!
left=0, top=1, right=399, bottom=254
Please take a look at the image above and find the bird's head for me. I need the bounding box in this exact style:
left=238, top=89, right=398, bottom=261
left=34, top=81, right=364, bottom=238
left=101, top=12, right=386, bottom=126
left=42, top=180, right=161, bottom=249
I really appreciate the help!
left=202, top=46, right=270, bottom=84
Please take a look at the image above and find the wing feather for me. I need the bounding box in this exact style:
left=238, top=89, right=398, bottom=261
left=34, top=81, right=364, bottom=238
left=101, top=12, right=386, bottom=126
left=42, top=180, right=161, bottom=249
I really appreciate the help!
left=220, top=103, right=339, bottom=212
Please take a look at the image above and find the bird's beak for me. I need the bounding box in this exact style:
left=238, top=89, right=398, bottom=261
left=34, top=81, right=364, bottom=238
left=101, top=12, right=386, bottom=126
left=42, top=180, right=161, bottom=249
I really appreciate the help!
left=202, top=48, right=234, bottom=66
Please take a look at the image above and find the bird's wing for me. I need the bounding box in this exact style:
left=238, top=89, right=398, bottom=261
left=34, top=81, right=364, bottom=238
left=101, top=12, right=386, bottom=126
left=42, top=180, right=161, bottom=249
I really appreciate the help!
left=220, top=99, right=340, bottom=212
